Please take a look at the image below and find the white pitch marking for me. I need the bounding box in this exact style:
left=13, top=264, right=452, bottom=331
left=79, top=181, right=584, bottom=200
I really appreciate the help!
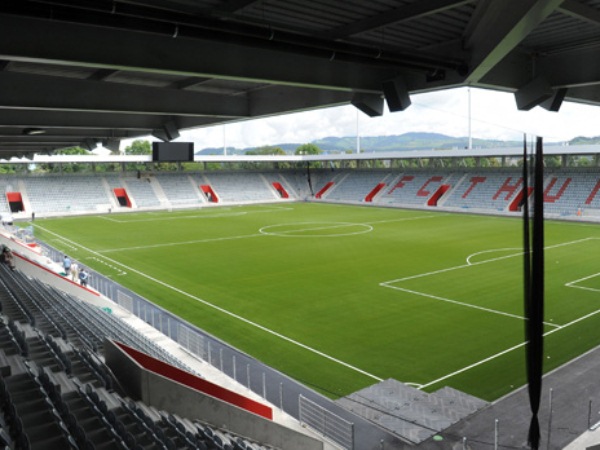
left=380, top=238, right=599, bottom=335
left=100, top=212, right=248, bottom=223
left=567, top=285, right=600, bottom=294
left=466, top=248, right=522, bottom=265
left=380, top=283, right=561, bottom=328
left=103, top=212, right=441, bottom=251
left=247, top=205, right=295, bottom=212
left=382, top=237, right=598, bottom=285
left=87, top=256, right=127, bottom=276
left=34, top=224, right=384, bottom=382
left=104, top=221, right=373, bottom=252
left=100, top=233, right=265, bottom=253
left=259, top=222, right=373, bottom=237
left=365, top=214, right=448, bottom=225
left=419, top=305, right=600, bottom=390
left=258, top=213, right=444, bottom=237
left=419, top=340, right=529, bottom=390
left=51, top=238, right=79, bottom=251
left=565, top=271, right=600, bottom=294
left=97, top=206, right=292, bottom=224
left=411, top=237, right=600, bottom=390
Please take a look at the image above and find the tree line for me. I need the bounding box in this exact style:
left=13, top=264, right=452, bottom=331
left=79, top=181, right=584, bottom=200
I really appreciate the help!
left=0, top=140, right=595, bottom=174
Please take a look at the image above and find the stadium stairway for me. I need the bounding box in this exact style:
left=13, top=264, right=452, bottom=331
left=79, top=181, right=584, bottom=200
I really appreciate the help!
left=336, top=379, right=488, bottom=445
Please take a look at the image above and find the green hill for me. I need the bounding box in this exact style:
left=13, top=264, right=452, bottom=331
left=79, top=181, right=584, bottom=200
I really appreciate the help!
left=195, top=132, right=525, bottom=155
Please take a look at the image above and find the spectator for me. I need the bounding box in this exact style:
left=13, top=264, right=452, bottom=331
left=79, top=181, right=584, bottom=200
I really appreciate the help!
left=2, top=247, right=15, bottom=270
left=70, top=261, right=79, bottom=282
left=63, top=255, right=71, bottom=276
left=79, top=268, right=89, bottom=287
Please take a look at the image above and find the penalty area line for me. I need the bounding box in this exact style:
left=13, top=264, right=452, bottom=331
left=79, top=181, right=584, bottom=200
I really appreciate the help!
left=566, top=272, right=600, bottom=293
left=34, top=224, right=383, bottom=383
left=380, top=283, right=561, bottom=328
left=419, top=304, right=600, bottom=390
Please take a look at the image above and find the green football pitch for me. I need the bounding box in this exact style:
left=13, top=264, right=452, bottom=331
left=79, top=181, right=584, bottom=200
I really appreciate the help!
left=28, top=203, right=600, bottom=401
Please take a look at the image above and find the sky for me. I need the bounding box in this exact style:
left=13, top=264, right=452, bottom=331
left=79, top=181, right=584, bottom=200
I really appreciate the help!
left=118, top=86, right=600, bottom=153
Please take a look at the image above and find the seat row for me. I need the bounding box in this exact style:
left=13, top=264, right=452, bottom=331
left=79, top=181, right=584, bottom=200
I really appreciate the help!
left=0, top=265, right=274, bottom=449
left=0, top=324, right=273, bottom=449
left=0, top=266, right=195, bottom=375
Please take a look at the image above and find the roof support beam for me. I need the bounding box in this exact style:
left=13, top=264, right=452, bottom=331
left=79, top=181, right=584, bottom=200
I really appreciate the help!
left=323, top=0, right=473, bottom=40
left=0, top=71, right=250, bottom=118
left=87, top=69, right=119, bottom=81
left=0, top=13, right=403, bottom=94
left=558, top=0, right=600, bottom=25
left=172, top=77, right=212, bottom=90
left=464, top=0, right=565, bottom=83
left=217, top=0, right=260, bottom=14
left=248, top=86, right=353, bottom=117
left=0, top=110, right=218, bottom=132
left=0, top=130, right=134, bottom=140
left=0, top=136, right=81, bottom=145
left=524, top=44, right=600, bottom=89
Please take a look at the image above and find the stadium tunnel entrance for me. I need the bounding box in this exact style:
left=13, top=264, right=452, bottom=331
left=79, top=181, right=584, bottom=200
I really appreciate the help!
left=272, top=182, right=289, bottom=198
left=6, top=192, right=24, bottom=213
left=113, top=188, right=132, bottom=207
left=200, top=185, right=218, bottom=203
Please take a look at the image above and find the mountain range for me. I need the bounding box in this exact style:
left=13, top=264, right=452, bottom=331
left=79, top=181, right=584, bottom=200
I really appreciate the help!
left=195, top=132, right=570, bottom=155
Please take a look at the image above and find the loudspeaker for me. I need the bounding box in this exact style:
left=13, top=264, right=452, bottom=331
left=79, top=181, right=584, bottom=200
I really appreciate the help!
left=81, top=138, right=98, bottom=151
left=102, top=138, right=121, bottom=153
left=515, top=76, right=553, bottom=111
left=151, top=120, right=180, bottom=142
left=351, top=93, right=384, bottom=117
left=382, top=77, right=411, bottom=112
left=540, top=88, right=567, bottom=112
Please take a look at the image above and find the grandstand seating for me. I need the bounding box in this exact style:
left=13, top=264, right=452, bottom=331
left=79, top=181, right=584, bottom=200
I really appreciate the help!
left=277, top=172, right=308, bottom=199
left=309, top=168, right=600, bottom=219
left=122, top=177, right=162, bottom=208
left=154, top=173, right=205, bottom=206
left=442, top=171, right=523, bottom=212
left=539, top=169, right=600, bottom=216
left=2, top=168, right=600, bottom=219
left=0, top=264, right=275, bottom=449
left=0, top=180, right=17, bottom=215
left=378, top=172, right=455, bottom=206
left=198, top=172, right=280, bottom=203
left=316, top=171, right=391, bottom=203
left=24, top=176, right=111, bottom=215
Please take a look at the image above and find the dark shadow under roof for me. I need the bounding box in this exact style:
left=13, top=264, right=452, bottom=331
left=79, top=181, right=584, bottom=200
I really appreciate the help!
left=1, top=0, right=600, bottom=157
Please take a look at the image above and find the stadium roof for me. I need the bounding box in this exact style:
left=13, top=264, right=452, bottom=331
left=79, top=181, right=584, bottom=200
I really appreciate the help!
left=2, top=0, right=600, bottom=158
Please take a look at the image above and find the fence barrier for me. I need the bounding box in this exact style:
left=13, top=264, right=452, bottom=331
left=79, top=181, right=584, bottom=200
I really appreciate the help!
left=299, top=394, right=354, bottom=449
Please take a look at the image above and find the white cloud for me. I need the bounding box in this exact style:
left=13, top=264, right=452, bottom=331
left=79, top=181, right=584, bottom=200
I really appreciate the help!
left=156, top=87, right=600, bottom=152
